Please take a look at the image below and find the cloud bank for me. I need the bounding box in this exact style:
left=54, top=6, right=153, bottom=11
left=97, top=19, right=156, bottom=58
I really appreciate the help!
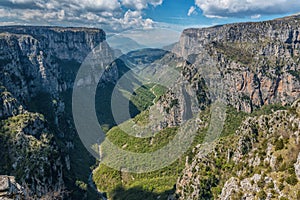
left=122, top=0, right=163, bottom=10
left=195, top=0, right=300, bottom=18
left=0, top=0, right=164, bottom=32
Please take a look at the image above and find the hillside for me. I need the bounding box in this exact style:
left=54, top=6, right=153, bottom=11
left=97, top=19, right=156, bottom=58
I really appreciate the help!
left=92, top=15, right=300, bottom=200
left=177, top=100, right=300, bottom=199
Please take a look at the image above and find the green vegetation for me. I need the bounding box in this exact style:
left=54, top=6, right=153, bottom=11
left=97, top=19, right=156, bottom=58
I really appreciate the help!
left=129, top=83, right=167, bottom=112
left=251, top=103, right=286, bottom=116
left=212, top=42, right=254, bottom=65
left=288, top=70, right=300, bottom=81
left=257, top=190, right=267, bottom=199
left=129, top=84, right=155, bottom=111
left=275, top=138, right=285, bottom=151
left=132, top=110, right=149, bottom=126
left=0, top=113, right=59, bottom=183
left=93, top=117, right=184, bottom=199
left=76, top=180, right=88, bottom=191
left=286, top=173, right=298, bottom=186
left=106, top=126, right=178, bottom=153
left=94, top=102, right=294, bottom=199
left=221, top=106, right=247, bottom=137
left=94, top=162, right=182, bottom=200
left=151, top=84, right=167, bottom=102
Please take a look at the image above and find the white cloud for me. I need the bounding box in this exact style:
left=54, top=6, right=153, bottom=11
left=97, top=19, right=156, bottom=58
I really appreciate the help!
left=121, top=0, right=163, bottom=10
left=122, top=0, right=147, bottom=10
left=143, top=18, right=154, bottom=29
left=0, top=0, right=160, bottom=32
left=74, top=0, right=121, bottom=11
left=251, top=14, right=261, bottom=19
left=149, top=0, right=163, bottom=7
left=195, top=0, right=300, bottom=18
left=10, top=0, right=33, bottom=3
left=7, top=0, right=121, bottom=11
left=118, top=10, right=154, bottom=29
left=187, top=6, right=197, bottom=16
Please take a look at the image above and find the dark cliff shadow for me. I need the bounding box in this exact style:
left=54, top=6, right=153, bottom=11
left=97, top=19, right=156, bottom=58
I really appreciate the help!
left=95, top=58, right=141, bottom=130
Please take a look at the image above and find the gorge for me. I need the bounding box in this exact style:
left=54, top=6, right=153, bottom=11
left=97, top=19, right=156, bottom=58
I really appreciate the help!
left=0, top=14, right=300, bottom=200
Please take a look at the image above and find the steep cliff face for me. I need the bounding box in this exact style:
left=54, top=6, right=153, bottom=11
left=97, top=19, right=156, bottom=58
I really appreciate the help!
left=0, top=26, right=110, bottom=103
left=0, top=26, right=106, bottom=62
left=137, top=15, right=300, bottom=131
left=174, top=14, right=300, bottom=112
left=0, top=26, right=114, bottom=199
left=171, top=15, right=300, bottom=200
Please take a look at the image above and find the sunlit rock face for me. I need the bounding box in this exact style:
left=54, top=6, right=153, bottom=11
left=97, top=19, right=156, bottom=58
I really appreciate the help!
left=0, top=26, right=115, bottom=103
left=173, top=14, right=300, bottom=113
left=175, top=15, right=300, bottom=200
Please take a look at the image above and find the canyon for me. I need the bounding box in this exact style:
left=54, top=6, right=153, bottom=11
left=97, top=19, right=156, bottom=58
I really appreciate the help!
left=0, top=15, right=300, bottom=199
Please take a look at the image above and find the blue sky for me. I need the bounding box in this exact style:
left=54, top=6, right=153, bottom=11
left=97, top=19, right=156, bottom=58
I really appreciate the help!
left=0, top=0, right=300, bottom=47
left=145, top=0, right=299, bottom=28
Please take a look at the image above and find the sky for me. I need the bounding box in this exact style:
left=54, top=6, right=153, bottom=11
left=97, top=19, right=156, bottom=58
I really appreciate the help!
left=1, top=0, right=300, bottom=47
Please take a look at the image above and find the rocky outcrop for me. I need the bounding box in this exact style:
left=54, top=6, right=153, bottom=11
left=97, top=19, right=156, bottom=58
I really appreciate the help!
left=0, top=86, right=22, bottom=119
left=173, top=14, right=300, bottom=113
left=0, top=175, right=24, bottom=200
left=219, top=174, right=278, bottom=200
left=296, top=153, right=300, bottom=180
left=176, top=98, right=300, bottom=199
left=0, top=112, right=64, bottom=198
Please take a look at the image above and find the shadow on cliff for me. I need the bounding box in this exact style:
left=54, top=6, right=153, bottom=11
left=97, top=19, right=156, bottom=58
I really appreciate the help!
left=95, top=58, right=142, bottom=130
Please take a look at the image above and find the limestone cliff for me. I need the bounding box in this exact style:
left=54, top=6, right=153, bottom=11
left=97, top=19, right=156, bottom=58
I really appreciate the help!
left=0, top=26, right=109, bottom=102
left=173, top=14, right=300, bottom=113
left=0, top=26, right=113, bottom=199
left=171, top=15, right=300, bottom=200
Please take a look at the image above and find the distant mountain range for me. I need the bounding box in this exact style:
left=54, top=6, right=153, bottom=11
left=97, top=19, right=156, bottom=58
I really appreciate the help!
left=107, top=35, right=146, bottom=55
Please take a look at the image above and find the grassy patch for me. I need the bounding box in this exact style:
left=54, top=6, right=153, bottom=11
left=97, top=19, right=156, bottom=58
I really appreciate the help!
left=107, top=126, right=178, bottom=153
left=221, top=106, right=247, bottom=137
left=251, top=103, right=286, bottom=116
left=130, top=84, right=155, bottom=111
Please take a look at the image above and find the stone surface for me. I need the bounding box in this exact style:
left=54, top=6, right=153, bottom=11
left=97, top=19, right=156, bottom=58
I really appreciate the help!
left=172, top=14, right=300, bottom=113
left=176, top=98, right=300, bottom=199
left=0, top=176, right=23, bottom=200
left=295, top=152, right=300, bottom=180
